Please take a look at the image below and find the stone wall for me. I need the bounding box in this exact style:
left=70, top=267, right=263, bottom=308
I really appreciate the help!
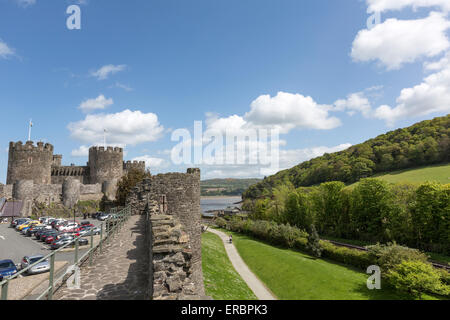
left=33, top=184, right=62, bottom=204
left=0, top=184, right=13, bottom=199
left=79, top=183, right=103, bottom=201
left=127, top=168, right=206, bottom=300
left=51, top=166, right=89, bottom=184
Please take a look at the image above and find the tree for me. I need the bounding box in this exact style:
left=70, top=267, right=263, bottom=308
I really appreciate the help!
left=386, top=260, right=449, bottom=299
left=306, top=224, right=323, bottom=258
left=115, top=168, right=151, bottom=206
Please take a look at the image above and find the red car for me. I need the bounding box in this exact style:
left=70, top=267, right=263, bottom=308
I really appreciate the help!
left=45, top=235, right=56, bottom=244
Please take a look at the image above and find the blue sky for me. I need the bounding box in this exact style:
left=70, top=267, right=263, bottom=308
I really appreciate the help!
left=1, top=0, right=449, bottom=183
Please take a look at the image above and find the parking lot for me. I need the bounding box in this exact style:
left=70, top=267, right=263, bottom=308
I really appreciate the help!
left=0, top=216, right=106, bottom=299
left=0, top=219, right=103, bottom=264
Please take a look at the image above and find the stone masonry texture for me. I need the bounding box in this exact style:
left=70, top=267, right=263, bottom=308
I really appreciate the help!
left=127, top=168, right=209, bottom=300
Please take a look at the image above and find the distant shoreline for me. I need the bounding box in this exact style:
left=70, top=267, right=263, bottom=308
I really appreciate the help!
left=201, top=195, right=242, bottom=199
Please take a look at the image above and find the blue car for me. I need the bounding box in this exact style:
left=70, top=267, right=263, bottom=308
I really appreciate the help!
left=0, top=259, right=18, bottom=280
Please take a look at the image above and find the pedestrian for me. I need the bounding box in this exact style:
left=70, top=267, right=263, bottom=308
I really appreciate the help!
left=229, top=235, right=233, bottom=244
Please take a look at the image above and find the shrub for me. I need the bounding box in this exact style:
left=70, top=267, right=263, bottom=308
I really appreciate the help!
left=386, top=260, right=449, bottom=299
left=367, top=242, right=428, bottom=272
left=438, top=269, right=450, bottom=286
left=306, top=225, right=323, bottom=258
left=215, top=217, right=227, bottom=228
left=320, top=241, right=373, bottom=270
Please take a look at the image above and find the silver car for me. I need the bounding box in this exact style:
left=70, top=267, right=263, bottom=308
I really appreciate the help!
left=20, top=255, right=50, bottom=275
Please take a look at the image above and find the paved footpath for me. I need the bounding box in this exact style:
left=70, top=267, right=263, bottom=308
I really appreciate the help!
left=207, top=228, right=277, bottom=300
left=54, top=215, right=149, bottom=300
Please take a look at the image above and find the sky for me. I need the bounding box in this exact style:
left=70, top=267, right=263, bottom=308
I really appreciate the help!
left=0, top=0, right=449, bottom=183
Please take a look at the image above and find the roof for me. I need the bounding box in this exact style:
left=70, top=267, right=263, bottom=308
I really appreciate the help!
left=0, top=201, right=23, bottom=217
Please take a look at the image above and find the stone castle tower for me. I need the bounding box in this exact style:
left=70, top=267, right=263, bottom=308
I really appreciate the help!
left=88, top=146, right=124, bottom=185
left=7, top=141, right=145, bottom=186
left=7, top=141, right=54, bottom=185
left=2, top=140, right=145, bottom=216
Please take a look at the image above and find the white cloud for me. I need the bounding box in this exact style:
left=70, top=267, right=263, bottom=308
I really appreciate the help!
left=334, top=92, right=372, bottom=117
left=0, top=40, right=14, bottom=59
left=200, top=143, right=352, bottom=179
left=132, top=155, right=168, bottom=169
left=78, top=94, right=113, bottom=113
left=15, top=0, right=36, bottom=7
left=424, top=51, right=450, bottom=71
left=71, top=145, right=90, bottom=157
left=244, top=92, right=341, bottom=132
left=110, top=82, right=134, bottom=92
left=366, top=0, right=450, bottom=13
left=277, top=144, right=353, bottom=171
left=90, top=64, right=127, bottom=80
left=375, top=64, right=450, bottom=125
left=351, top=12, right=450, bottom=70
left=68, top=109, right=164, bottom=146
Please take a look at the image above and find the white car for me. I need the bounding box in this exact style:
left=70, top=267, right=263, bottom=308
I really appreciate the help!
left=59, top=223, right=79, bottom=232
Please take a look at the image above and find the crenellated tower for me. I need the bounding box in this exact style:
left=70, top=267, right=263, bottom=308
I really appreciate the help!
left=123, top=160, right=146, bottom=174
left=7, top=141, right=53, bottom=185
left=88, top=146, right=124, bottom=185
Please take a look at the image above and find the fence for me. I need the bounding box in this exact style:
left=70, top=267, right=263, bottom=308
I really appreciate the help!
left=0, top=205, right=131, bottom=300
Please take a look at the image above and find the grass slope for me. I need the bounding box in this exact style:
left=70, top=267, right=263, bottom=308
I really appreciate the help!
left=202, top=232, right=257, bottom=300
left=227, top=232, right=440, bottom=300
left=371, top=163, right=450, bottom=185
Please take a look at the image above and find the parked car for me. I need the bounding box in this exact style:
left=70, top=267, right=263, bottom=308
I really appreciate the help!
left=50, top=237, right=74, bottom=249
left=20, top=255, right=50, bottom=275
left=17, top=221, right=40, bottom=231
left=0, top=259, right=18, bottom=279
left=36, top=229, right=56, bottom=240
left=10, top=218, right=30, bottom=228
left=41, top=231, right=58, bottom=242
left=26, top=225, right=50, bottom=237
left=92, top=212, right=103, bottom=219
left=78, top=226, right=100, bottom=237
left=98, top=214, right=110, bottom=221
left=51, top=219, right=66, bottom=229
left=59, top=222, right=80, bottom=232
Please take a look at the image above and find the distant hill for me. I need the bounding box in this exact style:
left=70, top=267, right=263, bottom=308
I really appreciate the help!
left=201, top=178, right=261, bottom=196
left=244, top=114, right=450, bottom=199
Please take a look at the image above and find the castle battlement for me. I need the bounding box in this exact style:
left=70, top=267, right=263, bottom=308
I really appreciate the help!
left=123, top=160, right=146, bottom=172
left=89, top=146, right=123, bottom=153
left=9, top=141, right=54, bottom=152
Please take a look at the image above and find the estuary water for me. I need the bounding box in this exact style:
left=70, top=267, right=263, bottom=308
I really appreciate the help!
left=200, top=196, right=242, bottom=214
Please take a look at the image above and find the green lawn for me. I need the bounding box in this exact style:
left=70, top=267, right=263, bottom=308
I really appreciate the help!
left=202, top=232, right=257, bottom=300
left=354, top=163, right=450, bottom=185
left=224, top=231, right=440, bottom=300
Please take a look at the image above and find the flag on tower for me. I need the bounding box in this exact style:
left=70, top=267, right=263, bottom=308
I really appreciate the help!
left=28, top=119, right=33, bottom=141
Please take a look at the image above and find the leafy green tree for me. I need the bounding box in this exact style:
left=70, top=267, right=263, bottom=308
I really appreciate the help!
left=312, top=181, right=346, bottom=236
left=386, top=260, right=449, bottom=299
left=351, top=179, right=395, bottom=241
left=115, top=168, right=151, bottom=206
left=283, top=191, right=311, bottom=231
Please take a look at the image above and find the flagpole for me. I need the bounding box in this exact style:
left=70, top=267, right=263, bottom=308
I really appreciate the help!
left=103, top=129, right=106, bottom=148
left=28, top=119, right=32, bottom=141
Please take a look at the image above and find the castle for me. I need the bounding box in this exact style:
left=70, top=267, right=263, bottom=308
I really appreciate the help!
left=0, top=141, right=145, bottom=216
